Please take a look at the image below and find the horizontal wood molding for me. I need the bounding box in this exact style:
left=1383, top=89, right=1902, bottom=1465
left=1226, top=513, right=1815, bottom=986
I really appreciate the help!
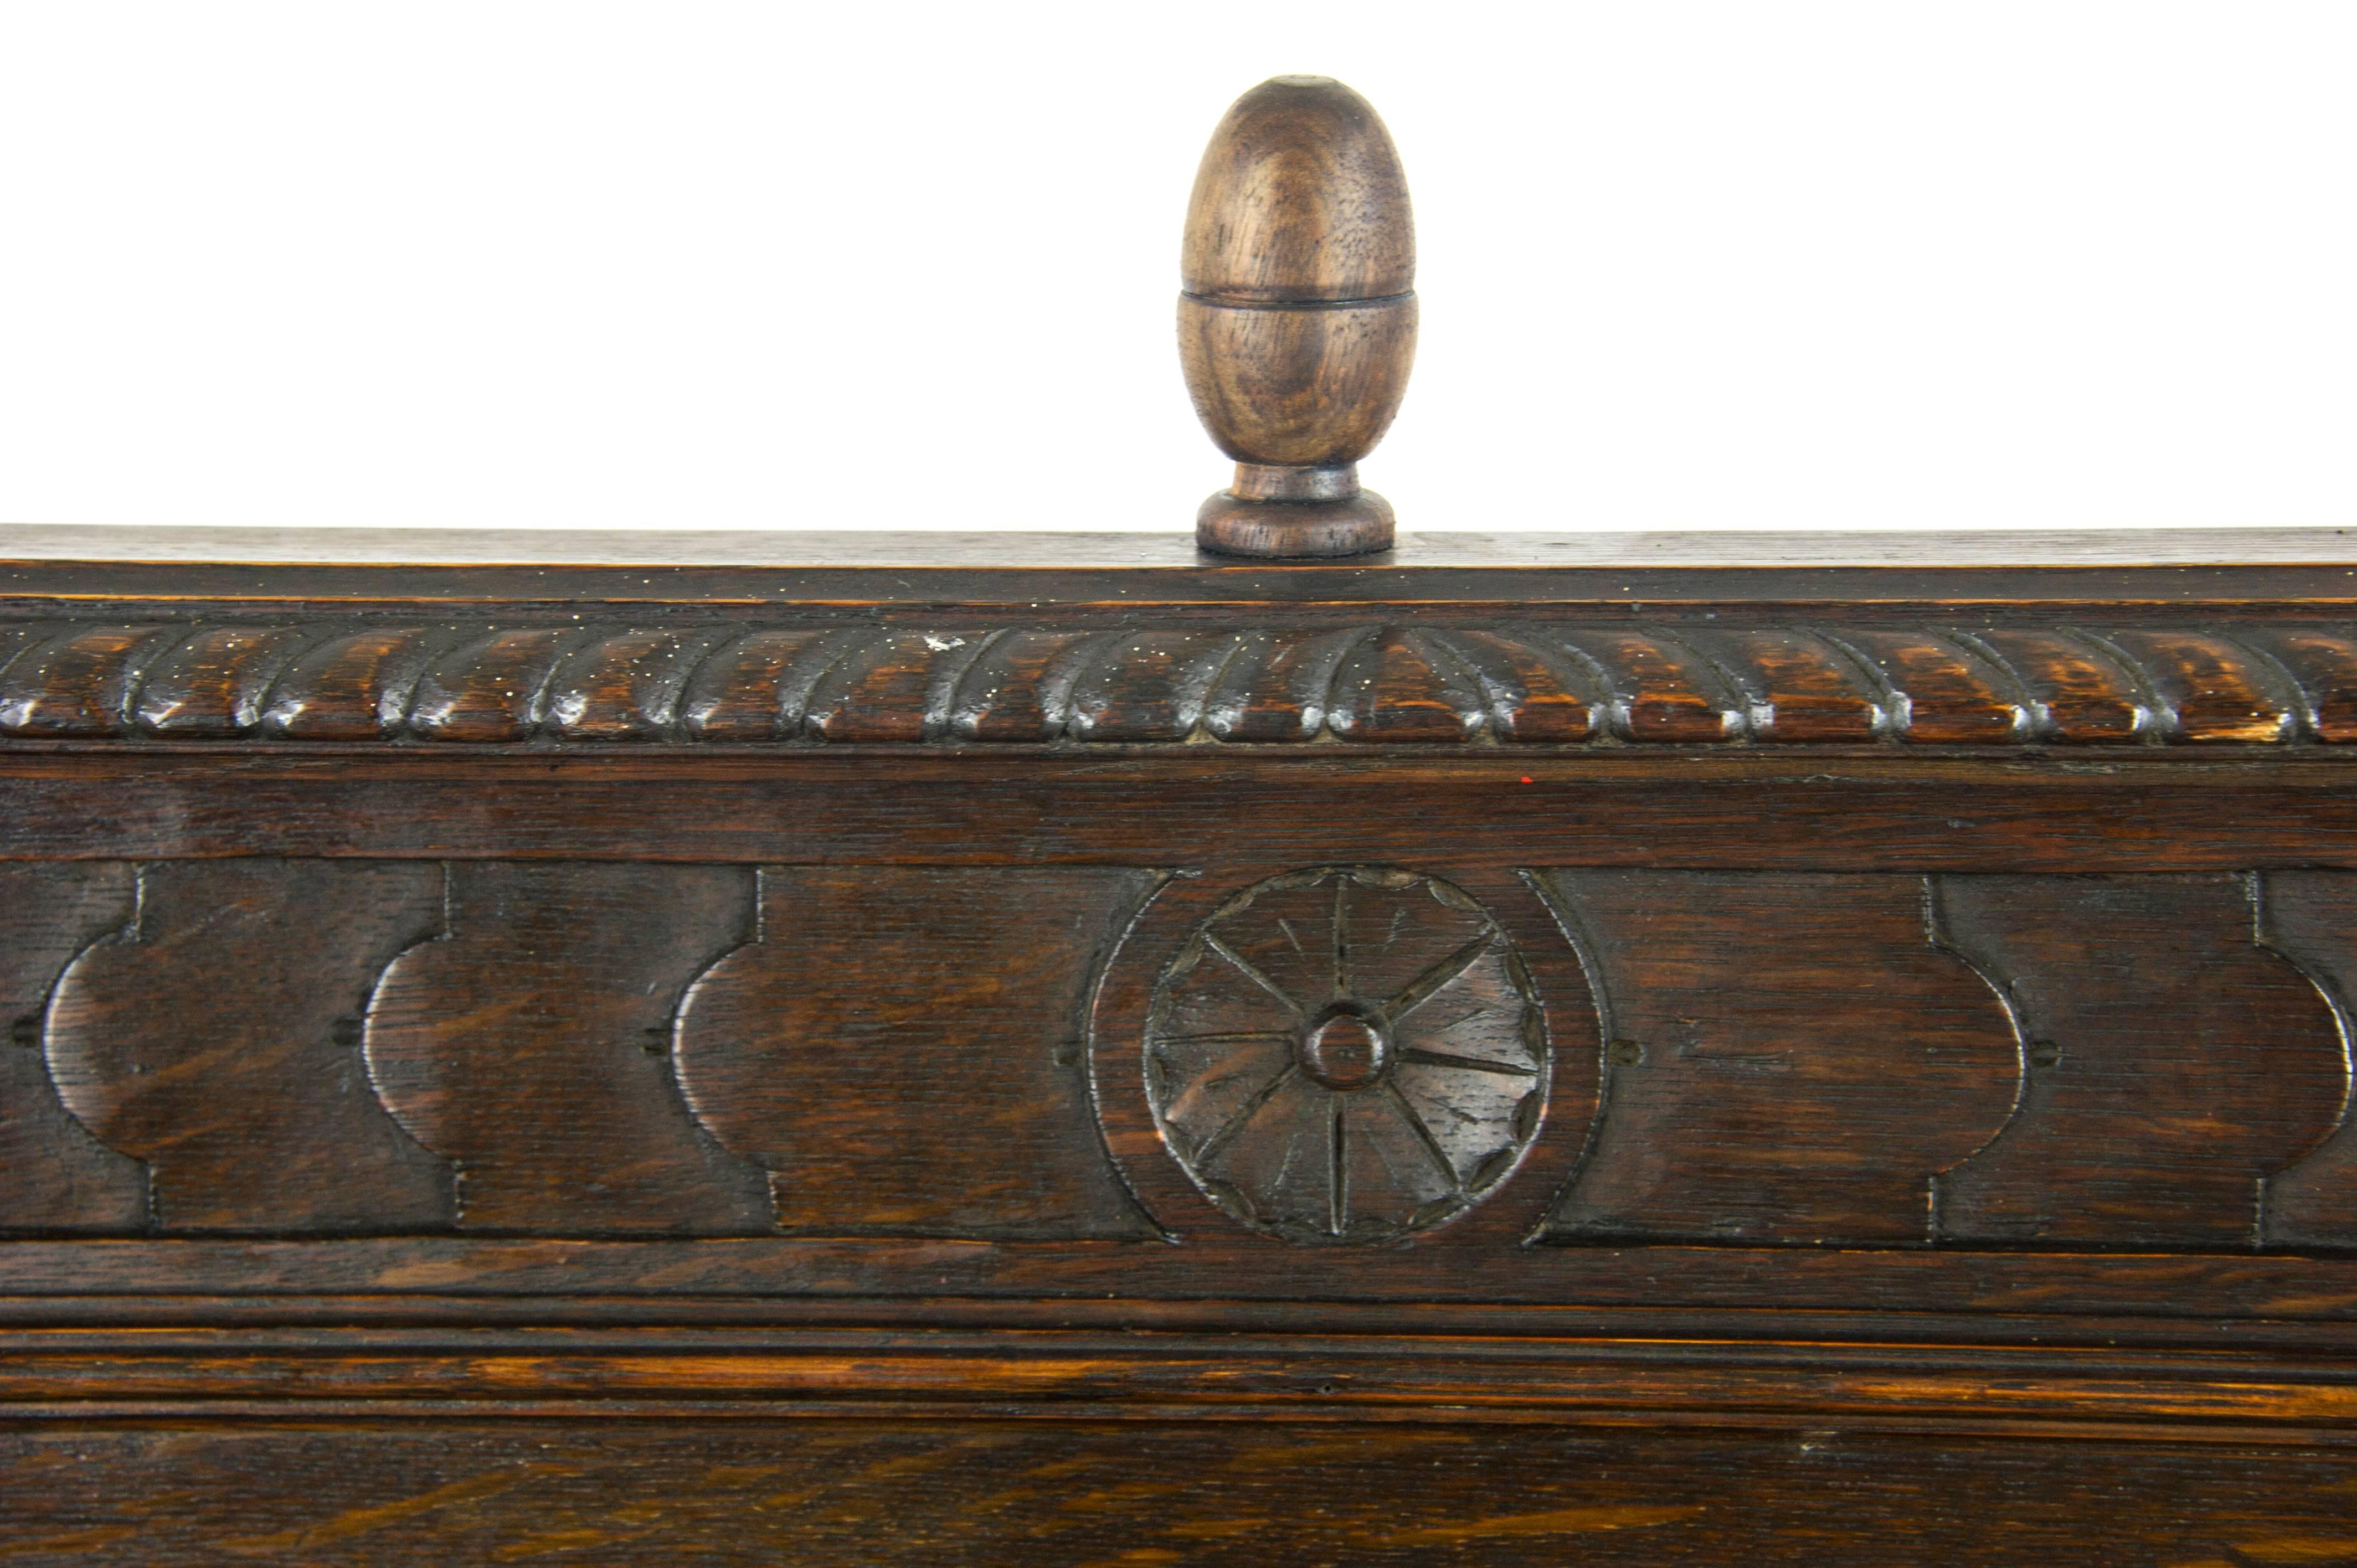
left=2, top=615, right=2356, bottom=747
left=3, top=1326, right=2354, bottom=1433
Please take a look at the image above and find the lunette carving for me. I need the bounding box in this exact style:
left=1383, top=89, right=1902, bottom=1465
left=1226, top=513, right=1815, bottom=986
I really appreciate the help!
left=0, top=858, right=2353, bottom=1251
left=0, top=864, right=145, bottom=1232
left=361, top=862, right=772, bottom=1233
left=1535, top=871, right=2020, bottom=1246
left=43, top=860, right=453, bottom=1232
left=2252, top=871, right=2357, bottom=1247
left=1926, top=874, right=2344, bottom=1248
left=673, top=866, right=1160, bottom=1240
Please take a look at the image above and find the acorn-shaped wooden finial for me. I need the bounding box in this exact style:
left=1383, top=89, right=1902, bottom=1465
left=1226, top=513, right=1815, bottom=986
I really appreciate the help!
left=1182, top=76, right=1417, bottom=557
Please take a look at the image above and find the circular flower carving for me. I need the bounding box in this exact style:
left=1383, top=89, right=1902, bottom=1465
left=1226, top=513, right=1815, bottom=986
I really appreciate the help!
left=1144, top=866, right=1549, bottom=1243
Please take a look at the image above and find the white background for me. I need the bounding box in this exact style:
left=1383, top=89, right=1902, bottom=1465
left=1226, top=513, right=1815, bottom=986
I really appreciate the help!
left=1, top=2, right=2351, bottom=535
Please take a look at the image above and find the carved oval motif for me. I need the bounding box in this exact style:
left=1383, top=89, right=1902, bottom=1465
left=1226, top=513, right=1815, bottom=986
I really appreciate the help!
left=1145, top=866, right=1548, bottom=1244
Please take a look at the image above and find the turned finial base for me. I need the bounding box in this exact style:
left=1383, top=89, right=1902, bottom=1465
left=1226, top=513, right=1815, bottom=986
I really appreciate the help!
left=1195, top=463, right=1396, bottom=557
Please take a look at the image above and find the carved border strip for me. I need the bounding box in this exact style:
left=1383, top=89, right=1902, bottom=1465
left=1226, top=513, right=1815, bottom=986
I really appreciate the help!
left=1, top=619, right=2351, bottom=745
left=11, top=857, right=2357, bottom=1255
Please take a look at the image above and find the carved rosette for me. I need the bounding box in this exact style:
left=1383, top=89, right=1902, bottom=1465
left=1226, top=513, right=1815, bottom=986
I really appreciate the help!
left=1144, top=867, right=1548, bottom=1244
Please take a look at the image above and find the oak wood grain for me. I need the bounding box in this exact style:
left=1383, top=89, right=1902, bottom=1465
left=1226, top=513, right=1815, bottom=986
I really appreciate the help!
left=2255, top=869, right=2357, bottom=1249
left=0, top=863, right=141, bottom=1233
left=2, top=535, right=2357, bottom=1557
left=362, top=862, right=770, bottom=1233
left=43, top=860, right=449, bottom=1232
left=1181, top=76, right=1416, bottom=554
left=3, top=1421, right=2353, bottom=1565
left=675, top=866, right=1157, bottom=1239
left=1931, top=873, right=2344, bottom=1246
left=1540, top=871, right=2019, bottom=1245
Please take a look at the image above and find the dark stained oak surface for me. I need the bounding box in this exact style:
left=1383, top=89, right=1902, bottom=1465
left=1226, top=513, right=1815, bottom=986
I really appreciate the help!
left=0, top=614, right=2354, bottom=747
left=4, top=529, right=2357, bottom=1560
left=1540, top=871, right=2021, bottom=1246
left=44, top=860, right=451, bottom=1234
left=675, top=866, right=1158, bottom=1240
left=363, top=862, right=771, bottom=1235
left=8, top=1421, right=2357, bottom=1566
left=0, top=864, right=141, bottom=1235
left=1931, top=874, right=2345, bottom=1249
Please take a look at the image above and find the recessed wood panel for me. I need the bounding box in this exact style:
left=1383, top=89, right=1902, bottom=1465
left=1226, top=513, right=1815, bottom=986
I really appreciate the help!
left=675, top=866, right=1159, bottom=1239
left=1538, top=871, right=2019, bottom=1245
left=2254, top=869, right=2357, bottom=1250
left=0, top=863, right=143, bottom=1232
left=1930, top=874, right=2344, bottom=1247
left=43, top=860, right=450, bottom=1232
left=362, top=862, right=770, bottom=1234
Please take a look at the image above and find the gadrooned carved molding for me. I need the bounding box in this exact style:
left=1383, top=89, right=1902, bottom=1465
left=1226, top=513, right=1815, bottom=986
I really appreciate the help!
left=1, top=617, right=2354, bottom=745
